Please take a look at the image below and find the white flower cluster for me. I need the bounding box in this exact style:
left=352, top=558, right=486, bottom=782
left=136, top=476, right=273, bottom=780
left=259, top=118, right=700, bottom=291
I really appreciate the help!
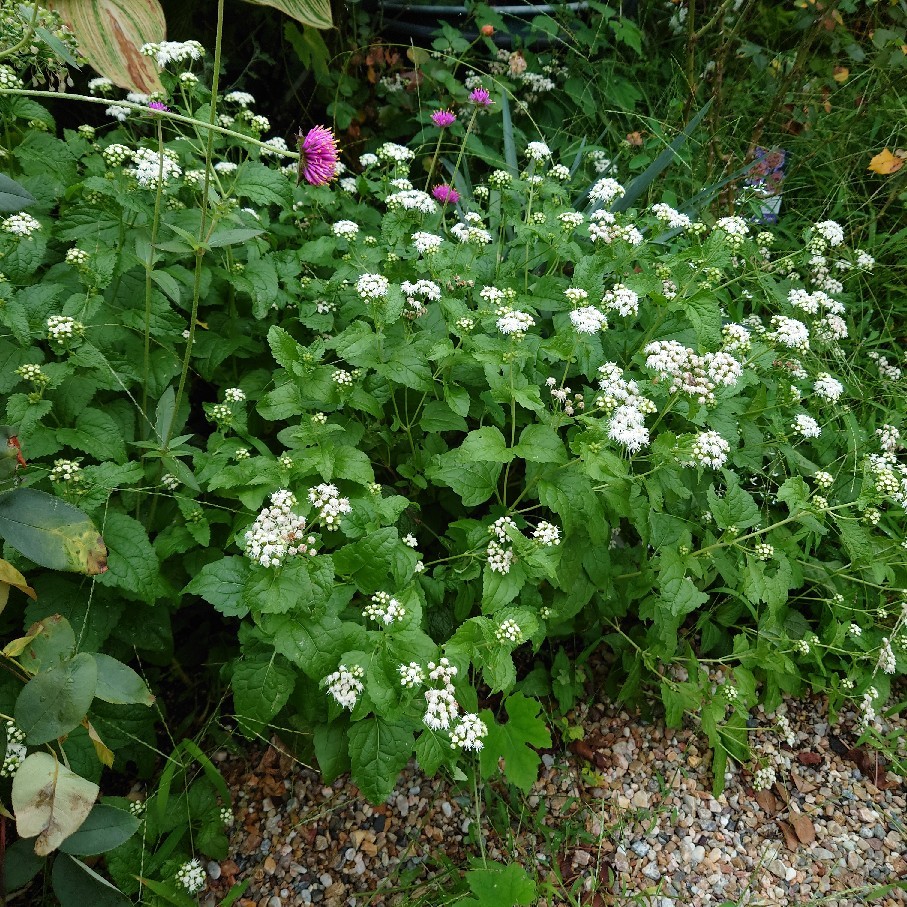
left=877, top=424, right=901, bottom=454
left=224, top=90, right=255, bottom=106
left=602, top=283, right=640, bottom=318
left=423, top=658, right=459, bottom=730
left=50, top=459, right=83, bottom=483
left=161, top=473, right=180, bottom=491
left=588, top=150, right=615, bottom=174
left=364, top=591, right=406, bottom=625
left=858, top=686, right=879, bottom=732
left=224, top=387, right=245, bottom=402
left=878, top=638, right=896, bottom=675
left=651, top=203, right=691, bottom=229
left=88, top=77, right=114, bottom=94
left=0, top=64, right=23, bottom=89
left=596, top=362, right=657, bottom=454
left=532, top=521, right=561, bottom=546
left=356, top=273, right=389, bottom=300
left=386, top=189, right=437, bottom=213
left=102, top=143, right=132, bottom=166
left=813, top=373, right=843, bottom=402
left=687, top=430, right=731, bottom=469
left=141, top=40, right=205, bottom=68
left=106, top=105, right=130, bottom=122
left=16, top=363, right=46, bottom=385
left=868, top=351, right=902, bottom=382
left=325, top=664, right=364, bottom=710
left=332, top=368, right=353, bottom=386
left=412, top=231, right=442, bottom=254
left=332, top=220, right=359, bottom=239
left=126, top=148, right=182, bottom=189
left=451, top=212, right=492, bottom=244
left=487, top=516, right=517, bottom=574
left=307, top=483, right=351, bottom=528
left=399, top=661, right=425, bottom=689
left=450, top=713, right=488, bottom=751
left=813, top=219, right=845, bottom=248
left=714, top=216, right=749, bottom=246
left=549, top=164, right=570, bottom=181
left=525, top=141, right=552, bottom=161
left=792, top=413, right=821, bottom=439
left=261, top=137, right=289, bottom=158
left=401, top=279, right=441, bottom=317
left=754, top=542, right=774, bottom=560
left=65, top=247, right=89, bottom=267
left=175, top=859, right=207, bottom=894
left=243, top=490, right=314, bottom=568
left=569, top=306, right=607, bottom=334
left=866, top=453, right=907, bottom=507
left=644, top=341, right=742, bottom=404
left=488, top=170, right=513, bottom=188
left=559, top=211, right=584, bottom=230
left=497, top=309, right=535, bottom=337
left=588, top=210, right=643, bottom=245
left=46, top=314, right=83, bottom=345
left=377, top=142, right=415, bottom=164
left=1, top=213, right=41, bottom=237
left=752, top=764, right=776, bottom=791
left=769, top=316, right=810, bottom=352
left=1, top=721, right=26, bottom=778
left=721, top=323, right=751, bottom=353
left=495, top=618, right=523, bottom=644
left=589, top=177, right=625, bottom=206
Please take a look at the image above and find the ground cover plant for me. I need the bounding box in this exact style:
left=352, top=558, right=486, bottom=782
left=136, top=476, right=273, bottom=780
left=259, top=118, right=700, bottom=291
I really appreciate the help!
left=0, top=0, right=906, bottom=902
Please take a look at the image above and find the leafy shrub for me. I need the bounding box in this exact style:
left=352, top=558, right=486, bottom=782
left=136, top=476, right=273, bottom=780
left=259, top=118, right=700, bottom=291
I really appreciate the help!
left=1, top=12, right=906, bottom=897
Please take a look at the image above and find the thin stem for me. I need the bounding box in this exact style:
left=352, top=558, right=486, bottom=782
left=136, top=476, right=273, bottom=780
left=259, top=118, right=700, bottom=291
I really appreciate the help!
left=0, top=1, right=40, bottom=63
left=165, top=0, right=225, bottom=448
left=423, top=130, right=444, bottom=193
left=472, top=767, right=486, bottom=866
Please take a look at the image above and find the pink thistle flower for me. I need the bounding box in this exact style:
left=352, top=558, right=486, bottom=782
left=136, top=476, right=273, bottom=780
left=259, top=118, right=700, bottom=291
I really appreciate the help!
left=431, top=109, right=457, bottom=128
left=296, top=125, right=339, bottom=186
left=148, top=101, right=169, bottom=112
left=469, top=88, right=493, bottom=108
left=432, top=184, right=459, bottom=205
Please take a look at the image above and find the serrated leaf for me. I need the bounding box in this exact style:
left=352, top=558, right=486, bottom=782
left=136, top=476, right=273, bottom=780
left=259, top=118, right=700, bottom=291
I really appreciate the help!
left=56, top=408, right=127, bottom=464
left=96, top=511, right=158, bottom=600
left=0, top=173, right=36, bottom=213
left=184, top=556, right=251, bottom=617
left=235, top=162, right=292, bottom=207
left=232, top=652, right=296, bottom=736
left=479, top=692, right=551, bottom=792
left=348, top=717, right=413, bottom=804
left=513, top=424, right=567, bottom=464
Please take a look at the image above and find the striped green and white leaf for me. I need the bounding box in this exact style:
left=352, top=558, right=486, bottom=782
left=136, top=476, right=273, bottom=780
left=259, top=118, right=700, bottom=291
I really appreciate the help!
left=49, top=0, right=165, bottom=94
left=242, top=0, right=332, bottom=30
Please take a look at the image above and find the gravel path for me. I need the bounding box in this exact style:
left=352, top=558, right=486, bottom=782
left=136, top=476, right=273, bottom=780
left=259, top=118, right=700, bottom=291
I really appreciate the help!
left=206, top=691, right=906, bottom=907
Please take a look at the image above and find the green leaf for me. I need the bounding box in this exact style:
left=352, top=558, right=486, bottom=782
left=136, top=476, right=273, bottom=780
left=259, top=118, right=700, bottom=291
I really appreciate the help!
left=232, top=652, right=296, bottom=736
left=479, top=692, right=551, bottom=793
left=462, top=863, right=536, bottom=907
left=461, top=426, right=512, bottom=463
left=56, top=408, right=127, bottom=464
left=333, top=528, right=416, bottom=593
left=419, top=400, right=468, bottom=433
left=513, top=424, right=567, bottom=464
left=21, top=614, right=76, bottom=672
left=58, top=804, right=140, bottom=855
left=348, top=717, right=413, bottom=804
left=5, top=838, right=45, bottom=891
left=90, top=653, right=155, bottom=706
left=0, top=488, right=107, bottom=575
left=235, top=162, right=292, bottom=207
left=207, top=227, right=264, bottom=248
left=15, top=653, right=98, bottom=745
left=243, top=557, right=335, bottom=615
left=96, top=511, right=159, bottom=601
left=414, top=729, right=449, bottom=776
left=265, top=613, right=367, bottom=679
left=0, top=173, right=36, bottom=213
left=313, top=722, right=350, bottom=782
left=183, top=556, right=251, bottom=617
left=53, top=853, right=131, bottom=907
left=12, top=752, right=99, bottom=856
left=706, top=475, right=760, bottom=530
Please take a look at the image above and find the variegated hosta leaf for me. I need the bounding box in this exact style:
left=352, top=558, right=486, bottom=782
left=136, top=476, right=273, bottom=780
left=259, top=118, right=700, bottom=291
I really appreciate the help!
left=49, top=0, right=165, bottom=94
left=242, top=0, right=332, bottom=31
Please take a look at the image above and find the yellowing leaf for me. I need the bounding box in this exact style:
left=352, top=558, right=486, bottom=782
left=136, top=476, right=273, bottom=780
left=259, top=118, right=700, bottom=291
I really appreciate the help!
left=3, top=621, right=44, bottom=658
left=48, top=0, right=166, bottom=95
left=868, top=148, right=904, bottom=175
left=241, top=0, right=331, bottom=30
left=12, top=752, right=99, bottom=856
left=0, top=558, right=36, bottom=602
left=832, top=66, right=849, bottom=83
left=85, top=720, right=115, bottom=768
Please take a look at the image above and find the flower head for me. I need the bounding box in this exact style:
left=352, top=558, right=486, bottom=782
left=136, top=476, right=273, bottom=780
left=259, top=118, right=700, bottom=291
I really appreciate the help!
left=147, top=101, right=169, bottom=113
left=432, top=184, right=459, bottom=205
left=297, top=125, right=339, bottom=186
left=469, top=87, right=493, bottom=108
left=431, top=109, right=457, bottom=128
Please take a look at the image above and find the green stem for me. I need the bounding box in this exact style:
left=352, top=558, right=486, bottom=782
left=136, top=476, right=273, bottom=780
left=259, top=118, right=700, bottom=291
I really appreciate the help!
left=472, top=765, right=486, bottom=866
left=164, top=0, right=226, bottom=448
left=0, top=1, right=40, bottom=63
left=423, top=131, right=445, bottom=193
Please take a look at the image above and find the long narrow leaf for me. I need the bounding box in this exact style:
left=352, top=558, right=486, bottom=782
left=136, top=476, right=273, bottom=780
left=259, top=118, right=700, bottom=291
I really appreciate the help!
left=499, top=90, right=518, bottom=177
left=612, top=98, right=714, bottom=213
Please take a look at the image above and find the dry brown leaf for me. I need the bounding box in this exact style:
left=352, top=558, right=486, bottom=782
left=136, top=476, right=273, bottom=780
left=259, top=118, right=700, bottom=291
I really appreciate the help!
left=754, top=789, right=778, bottom=813
left=773, top=782, right=791, bottom=805
left=791, top=813, right=816, bottom=844
left=791, top=770, right=817, bottom=794
left=797, top=751, right=821, bottom=766
left=833, top=66, right=849, bottom=83
left=777, top=819, right=799, bottom=852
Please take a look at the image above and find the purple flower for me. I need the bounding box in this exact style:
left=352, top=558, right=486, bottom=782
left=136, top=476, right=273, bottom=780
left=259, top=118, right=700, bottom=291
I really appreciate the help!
left=296, top=125, right=339, bottom=186
left=469, top=88, right=493, bottom=108
left=148, top=101, right=169, bottom=112
left=432, top=184, right=459, bottom=205
left=431, top=109, right=457, bottom=128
